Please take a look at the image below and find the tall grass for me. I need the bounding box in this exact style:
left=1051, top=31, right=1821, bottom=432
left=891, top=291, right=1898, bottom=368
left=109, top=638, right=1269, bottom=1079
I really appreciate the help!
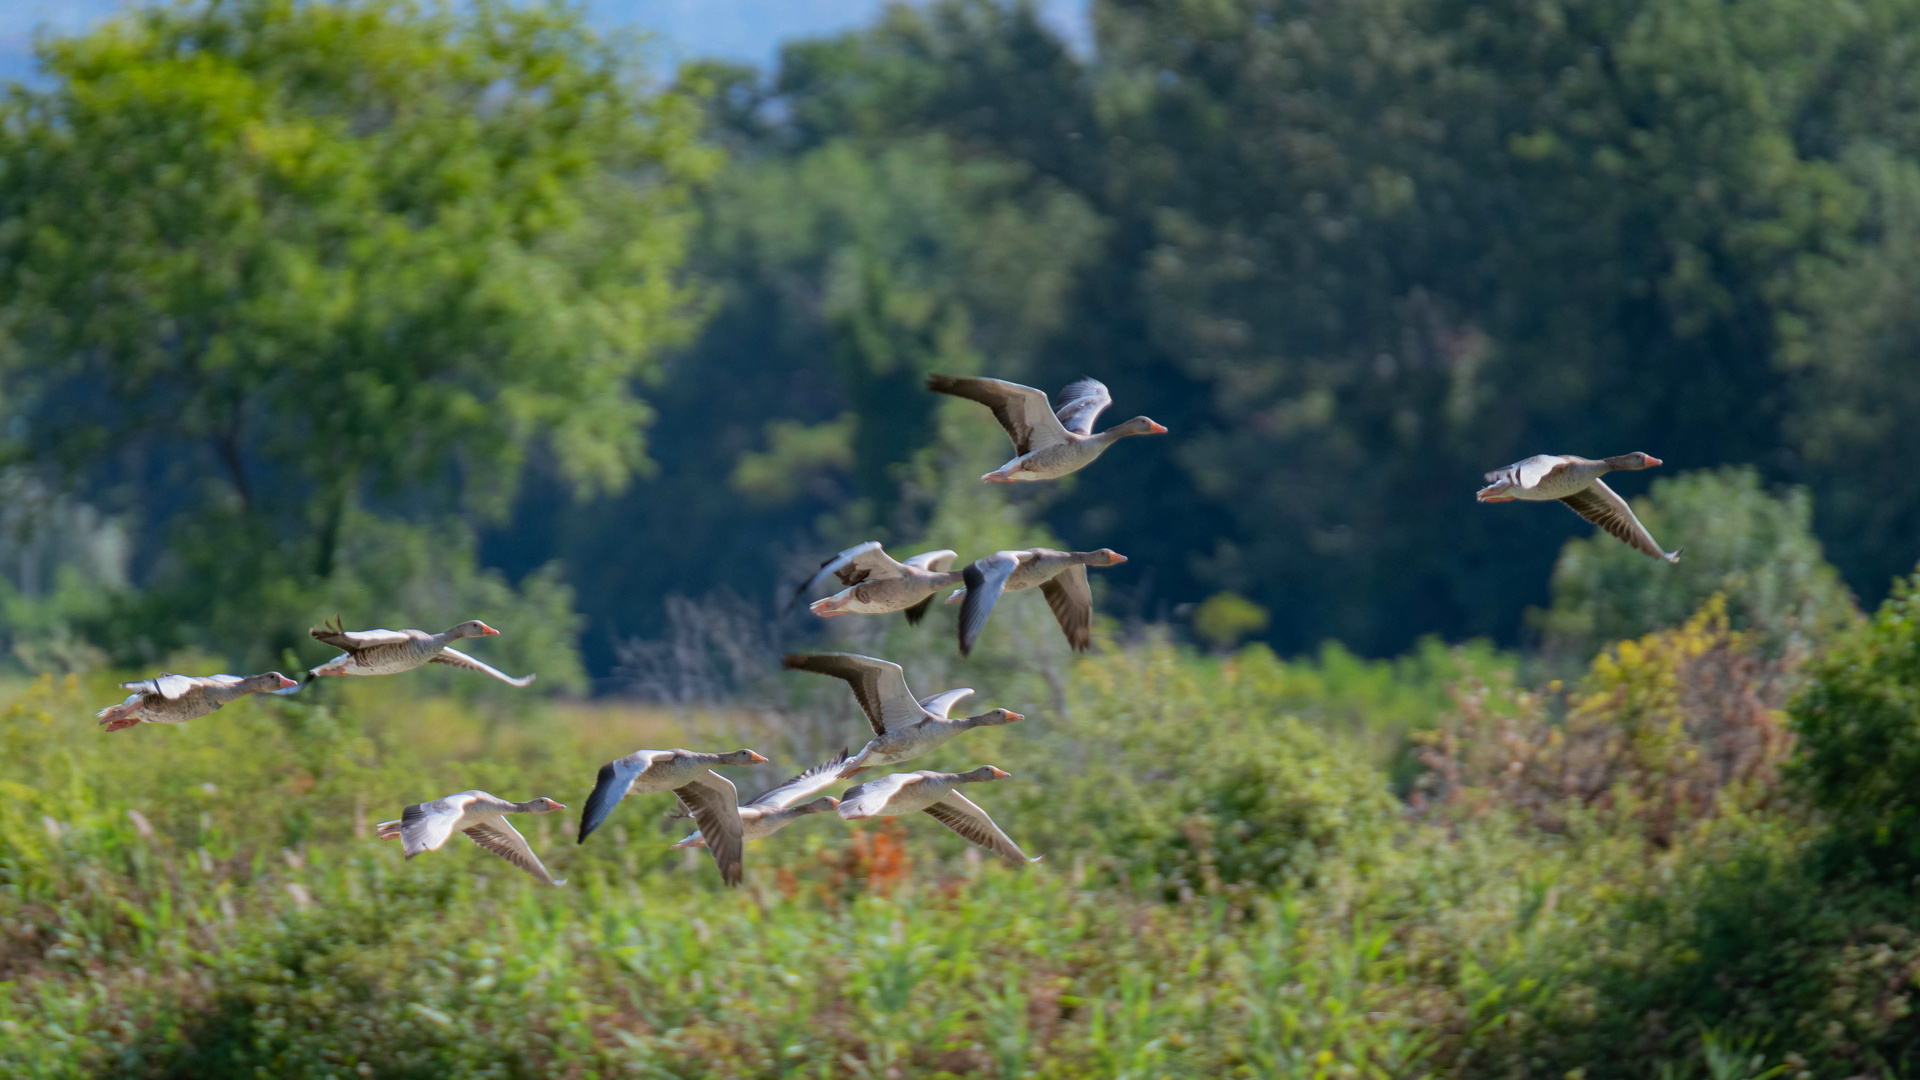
left=0, top=618, right=1879, bottom=1077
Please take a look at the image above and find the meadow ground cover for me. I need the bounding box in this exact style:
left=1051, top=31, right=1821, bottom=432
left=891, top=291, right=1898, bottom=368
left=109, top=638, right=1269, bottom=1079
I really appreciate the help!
left=4, top=589, right=1917, bottom=1079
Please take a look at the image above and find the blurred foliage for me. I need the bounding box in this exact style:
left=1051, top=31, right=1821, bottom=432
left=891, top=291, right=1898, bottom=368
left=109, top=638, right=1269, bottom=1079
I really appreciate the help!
left=0, top=0, right=714, bottom=676
left=7, top=609, right=1920, bottom=1075
left=1192, top=591, right=1272, bottom=652
left=1789, top=567, right=1920, bottom=879
left=502, top=0, right=1920, bottom=665
left=1537, top=467, right=1859, bottom=660
left=1419, top=597, right=1800, bottom=846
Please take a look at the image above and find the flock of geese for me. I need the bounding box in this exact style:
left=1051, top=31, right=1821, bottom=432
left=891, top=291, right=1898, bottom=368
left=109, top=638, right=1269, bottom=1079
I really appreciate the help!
left=92, top=373, right=1680, bottom=888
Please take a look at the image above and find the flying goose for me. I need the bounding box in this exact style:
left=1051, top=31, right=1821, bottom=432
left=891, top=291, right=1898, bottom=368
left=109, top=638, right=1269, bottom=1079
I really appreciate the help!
left=946, top=548, right=1128, bottom=656
left=302, top=616, right=535, bottom=686
left=927, top=375, right=1165, bottom=482
left=576, top=748, right=768, bottom=886
left=375, top=791, right=567, bottom=886
left=782, top=653, right=1022, bottom=779
left=1477, top=453, right=1680, bottom=563
left=786, top=542, right=962, bottom=624
left=838, top=767, right=1038, bottom=865
left=670, top=749, right=850, bottom=850
left=96, top=671, right=298, bottom=731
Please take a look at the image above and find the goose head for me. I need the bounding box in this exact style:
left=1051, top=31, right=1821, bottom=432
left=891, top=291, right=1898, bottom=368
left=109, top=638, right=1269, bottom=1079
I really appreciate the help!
left=1602, top=452, right=1663, bottom=471
left=1090, top=549, right=1128, bottom=566
left=248, top=672, right=299, bottom=693
left=717, top=749, right=770, bottom=766
left=966, top=708, right=1023, bottom=727
left=797, top=796, right=840, bottom=814
left=527, top=797, right=566, bottom=814
left=960, top=765, right=1012, bottom=783
left=1113, top=416, right=1167, bottom=438
left=450, top=620, right=501, bottom=639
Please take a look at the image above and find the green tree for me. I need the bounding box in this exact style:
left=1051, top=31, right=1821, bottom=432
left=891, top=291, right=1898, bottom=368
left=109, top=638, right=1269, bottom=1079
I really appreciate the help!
left=1536, top=467, right=1857, bottom=657
left=1791, top=568, right=1920, bottom=878
left=0, top=0, right=712, bottom=671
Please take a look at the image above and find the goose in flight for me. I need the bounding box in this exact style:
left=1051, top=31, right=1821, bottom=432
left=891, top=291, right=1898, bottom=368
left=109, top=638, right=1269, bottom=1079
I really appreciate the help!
left=376, top=791, right=568, bottom=886
left=301, top=617, right=535, bottom=686
left=1477, top=453, right=1680, bottom=562
left=786, top=542, right=962, bottom=624
left=927, top=375, right=1165, bottom=482
left=945, top=548, right=1128, bottom=656
left=838, top=767, right=1038, bottom=866
left=670, top=749, right=850, bottom=851
left=782, top=653, right=1023, bottom=779
left=576, top=747, right=767, bottom=886
left=96, top=671, right=298, bottom=731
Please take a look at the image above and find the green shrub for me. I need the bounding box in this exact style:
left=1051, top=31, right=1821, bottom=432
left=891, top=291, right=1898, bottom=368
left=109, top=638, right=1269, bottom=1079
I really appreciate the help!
left=1536, top=467, right=1857, bottom=659
left=1790, top=568, right=1920, bottom=878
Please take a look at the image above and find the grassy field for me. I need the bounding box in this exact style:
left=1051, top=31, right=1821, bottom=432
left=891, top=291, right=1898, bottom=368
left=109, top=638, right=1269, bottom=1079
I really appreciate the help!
left=0, top=609, right=1899, bottom=1078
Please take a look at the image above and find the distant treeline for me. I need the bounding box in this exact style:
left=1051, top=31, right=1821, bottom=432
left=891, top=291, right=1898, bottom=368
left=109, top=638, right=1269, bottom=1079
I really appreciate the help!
left=492, top=0, right=1920, bottom=671
left=4, top=0, right=1918, bottom=676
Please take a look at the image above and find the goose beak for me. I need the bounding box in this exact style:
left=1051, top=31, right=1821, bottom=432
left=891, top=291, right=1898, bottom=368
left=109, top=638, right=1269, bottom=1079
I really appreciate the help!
left=826, top=797, right=841, bottom=808
left=478, top=623, right=501, bottom=636
left=274, top=674, right=298, bottom=689
left=1644, top=456, right=1663, bottom=466
left=748, top=751, right=769, bottom=764
left=1106, top=553, right=1129, bottom=565
left=1146, top=422, right=1167, bottom=435
left=1004, top=711, right=1025, bottom=722
left=989, top=767, right=1011, bottom=779
left=549, top=801, right=567, bottom=811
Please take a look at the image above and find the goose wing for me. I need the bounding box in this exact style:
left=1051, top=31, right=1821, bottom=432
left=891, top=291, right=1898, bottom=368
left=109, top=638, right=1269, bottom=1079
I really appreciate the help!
left=127, top=673, right=202, bottom=700
left=464, top=818, right=565, bottom=886
left=784, top=541, right=907, bottom=613
left=1560, top=480, right=1681, bottom=563
left=429, top=647, right=536, bottom=687
left=837, top=772, right=922, bottom=818
left=783, top=653, right=922, bottom=735
left=927, top=375, right=1072, bottom=456
left=310, top=616, right=414, bottom=651
left=917, top=688, right=976, bottom=720
left=398, top=794, right=471, bottom=857
left=578, top=753, right=655, bottom=843
left=924, top=792, right=1036, bottom=865
left=748, top=749, right=853, bottom=809
left=1039, top=565, right=1094, bottom=651
left=958, top=551, right=1026, bottom=657
left=902, top=549, right=958, bottom=573
left=1053, top=378, right=1113, bottom=436
left=674, top=770, right=744, bottom=887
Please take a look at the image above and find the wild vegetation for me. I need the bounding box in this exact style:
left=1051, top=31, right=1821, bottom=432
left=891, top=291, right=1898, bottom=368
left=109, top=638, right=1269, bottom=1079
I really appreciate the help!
left=6, top=1, right=1920, bottom=1076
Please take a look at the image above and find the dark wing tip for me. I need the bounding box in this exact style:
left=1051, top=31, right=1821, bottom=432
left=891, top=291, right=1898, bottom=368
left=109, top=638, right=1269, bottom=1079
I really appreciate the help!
left=903, top=595, right=935, bottom=626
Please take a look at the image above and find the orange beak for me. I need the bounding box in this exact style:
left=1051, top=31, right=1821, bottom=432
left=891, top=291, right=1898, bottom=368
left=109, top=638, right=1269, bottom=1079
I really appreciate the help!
left=989, top=767, right=1011, bottom=779
left=274, top=674, right=298, bottom=689
left=748, top=751, right=769, bottom=763
left=478, top=623, right=500, bottom=636
left=1004, top=711, right=1025, bottom=722
left=1146, top=422, right=1168, bottom=435
left=548, top=801, right=567, bottom=810
left=1107, top=553, right=1129, bottom=565
left=1644, top=456, right=1663, bottom=466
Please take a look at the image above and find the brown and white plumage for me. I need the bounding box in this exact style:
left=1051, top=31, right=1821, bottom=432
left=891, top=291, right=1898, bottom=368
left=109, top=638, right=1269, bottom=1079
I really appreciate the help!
left=575, top=747, right=767, bottom=886
left=927, top=375, right=1166, bottom=482
left=95, top=671, right=298, bottom=731
left=670, top=749, right=850, bottom=849
left=304, top=616, right=535, bottom=686
left=837, top=766, right=1037, bottom=866
left=1476, top=453, right=1680, bottom=563
left=788, top=542, right=962, bottom=624
left=374, top=790, right=567, bottom=886
left=781, top=653, right=1022, bottom=779
left=947, top=548, right=1128, bottom=656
